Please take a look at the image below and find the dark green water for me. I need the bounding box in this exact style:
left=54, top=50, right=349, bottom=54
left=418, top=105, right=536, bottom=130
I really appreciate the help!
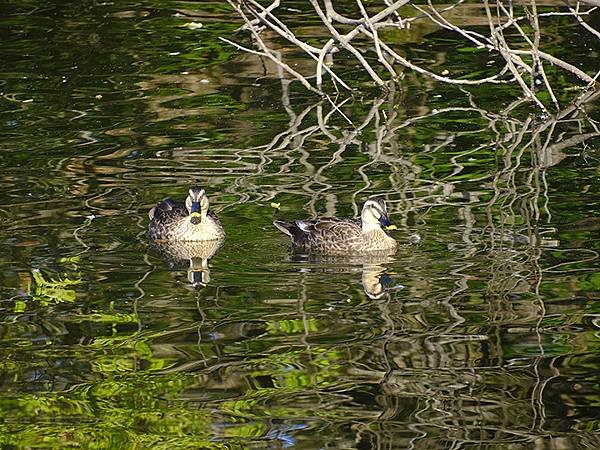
left=1, top=1, right=599, bottom=449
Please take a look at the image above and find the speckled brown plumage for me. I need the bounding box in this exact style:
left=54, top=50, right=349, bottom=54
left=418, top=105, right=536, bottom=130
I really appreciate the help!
left=274, top=198, right=397, bottom=255
left=148, top=188, right=225, bottom=241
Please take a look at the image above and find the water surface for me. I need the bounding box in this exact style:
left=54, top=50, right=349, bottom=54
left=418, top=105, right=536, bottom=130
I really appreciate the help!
left=1, top=1, right=599, bottom=449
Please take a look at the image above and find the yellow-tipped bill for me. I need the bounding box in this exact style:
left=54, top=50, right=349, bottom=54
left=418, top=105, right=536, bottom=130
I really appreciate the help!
left=190, top=209, right=202, bottom=225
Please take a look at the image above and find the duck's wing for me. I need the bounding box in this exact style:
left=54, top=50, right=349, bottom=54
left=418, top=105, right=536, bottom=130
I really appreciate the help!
left=298, top=217, right=358, bottom=232
left=148, top=198, right=185, bottom=221
left=301, top=218, right=361, bottom=243
left=274, top=217, right=361, bottom=246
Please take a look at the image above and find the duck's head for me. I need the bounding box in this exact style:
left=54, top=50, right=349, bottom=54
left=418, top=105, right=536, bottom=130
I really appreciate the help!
left=185, top=186, right=209, bottom=225
left=361, top=197, right=391, bottom=230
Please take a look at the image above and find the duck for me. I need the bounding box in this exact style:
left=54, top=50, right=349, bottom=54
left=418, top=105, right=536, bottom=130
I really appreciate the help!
left=273, top=197, right=397, bottom=254
left=148, top=186, right=225, bottom=241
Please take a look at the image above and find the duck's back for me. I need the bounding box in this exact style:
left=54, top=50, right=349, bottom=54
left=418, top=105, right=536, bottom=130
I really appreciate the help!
left=275, top=218, right=365, bottom=253
left=148, top=199, right=188, bottom=240
left=275, top=216, right=398, bottom=254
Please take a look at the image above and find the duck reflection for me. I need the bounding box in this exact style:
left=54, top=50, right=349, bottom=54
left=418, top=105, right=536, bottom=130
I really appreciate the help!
left=361, top=262, right=402, bottom=299
left=150, top=238, right=223, bottom=287
left=293, top=251, right=402, bottom=299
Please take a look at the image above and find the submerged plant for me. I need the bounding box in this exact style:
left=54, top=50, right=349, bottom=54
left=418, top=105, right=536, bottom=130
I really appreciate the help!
left=28, top=268, right=82, bottom=306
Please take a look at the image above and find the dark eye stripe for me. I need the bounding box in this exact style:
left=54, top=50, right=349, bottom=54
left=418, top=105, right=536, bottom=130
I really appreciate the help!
left=367, top=202, right=384, bottom=215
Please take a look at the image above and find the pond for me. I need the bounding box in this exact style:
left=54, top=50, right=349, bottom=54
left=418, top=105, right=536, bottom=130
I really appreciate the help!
left=1, top=1, right=599, bottom=449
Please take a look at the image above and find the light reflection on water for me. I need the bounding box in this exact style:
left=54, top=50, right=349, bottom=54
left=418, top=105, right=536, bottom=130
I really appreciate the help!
left=1, top=2, right=600, bottom=449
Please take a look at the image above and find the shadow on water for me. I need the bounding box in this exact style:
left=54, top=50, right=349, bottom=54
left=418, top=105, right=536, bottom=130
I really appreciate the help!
left=0, top=1, right=599, bottom=448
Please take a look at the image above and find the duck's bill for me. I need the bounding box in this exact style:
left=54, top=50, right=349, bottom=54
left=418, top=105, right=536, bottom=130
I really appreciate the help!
left=190, top=202, right=202, bottom=224
left=378, top=214, right=391, bottom=227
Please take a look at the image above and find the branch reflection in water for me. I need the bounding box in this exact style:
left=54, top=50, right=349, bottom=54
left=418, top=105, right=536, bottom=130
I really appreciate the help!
left=123, top=63, right=600, bottom=447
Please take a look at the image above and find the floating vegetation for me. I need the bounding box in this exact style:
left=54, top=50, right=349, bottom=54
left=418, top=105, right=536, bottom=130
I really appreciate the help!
left=28, top=269, right=82, bottom=305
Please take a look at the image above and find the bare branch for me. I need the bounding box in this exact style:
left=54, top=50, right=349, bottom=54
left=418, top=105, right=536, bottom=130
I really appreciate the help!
left=223, top=0, right=600, bottom=110
left=307, top=0, right=386, bottom=86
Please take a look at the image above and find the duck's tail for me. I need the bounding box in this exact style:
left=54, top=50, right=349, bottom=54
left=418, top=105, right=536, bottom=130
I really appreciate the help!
left=148, top=198, right=177, bottom=220
left=273, top=220, right=305, bottom=245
